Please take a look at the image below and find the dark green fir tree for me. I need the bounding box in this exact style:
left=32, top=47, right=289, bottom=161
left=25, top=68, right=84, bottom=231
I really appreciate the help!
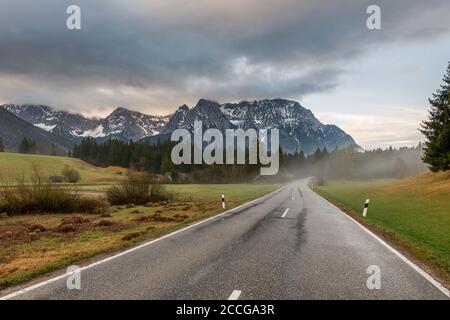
left=420, top=62, right=450, bottom=172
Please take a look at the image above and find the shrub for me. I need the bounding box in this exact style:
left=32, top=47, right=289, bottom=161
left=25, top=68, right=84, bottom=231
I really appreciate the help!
left=106, top=172, right=173, bottom=205
left=62, top=165, right=80, bottom=183
left=0, top=171, right=108, bottom=215
left=316, top=176, right=326, bottom=186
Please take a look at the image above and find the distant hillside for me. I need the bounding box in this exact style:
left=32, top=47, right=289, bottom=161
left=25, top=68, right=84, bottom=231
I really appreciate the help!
left=0, top=152, right=127, bottom=183
left=377, top=170, right=450, bottom=196
left=0, top=108, right=72, bottom=154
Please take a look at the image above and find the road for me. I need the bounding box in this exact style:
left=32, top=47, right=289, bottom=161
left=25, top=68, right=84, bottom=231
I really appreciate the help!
left=1, top=179, right=448, bottom=300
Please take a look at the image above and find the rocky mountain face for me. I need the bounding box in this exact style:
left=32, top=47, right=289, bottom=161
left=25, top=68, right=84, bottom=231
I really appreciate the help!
left=3, top=104, right=99, bottom=142
left=82, top=107, right=170, bottom=142
left=162, top=99, right=356, bottom=154
left=3, top=104, right=170, bottom=143
left=2, top=99, right=357, bottom=154
left=162, top=100, right=231, bottom=133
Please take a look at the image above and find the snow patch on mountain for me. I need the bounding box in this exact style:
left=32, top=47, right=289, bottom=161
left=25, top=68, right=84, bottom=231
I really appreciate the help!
left=34, top=123, right=57, bottom=132
left=2, top=99, right=357, bottom=154
left=78, top=125, right=107, bottom=138
left=2, top=104, right=170, bottom=142
left=164, top=98, right=357, bottom=154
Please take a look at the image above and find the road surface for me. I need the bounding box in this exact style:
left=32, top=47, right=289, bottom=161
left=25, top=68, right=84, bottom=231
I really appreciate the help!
left=1, top=179, right=448, bottom=300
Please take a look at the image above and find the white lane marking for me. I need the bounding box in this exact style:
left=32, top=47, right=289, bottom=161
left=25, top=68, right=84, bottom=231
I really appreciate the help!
left=228, top=290, right=242, bottom=300
left=0, top=186, right=287, bottom=300
left=307, top=183, right=450, bottom=299
left=281, top=208, right=290, bottom=218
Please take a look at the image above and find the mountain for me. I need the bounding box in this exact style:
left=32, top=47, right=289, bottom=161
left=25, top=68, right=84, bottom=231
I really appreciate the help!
left=3, top=104, right=170, bottom=143
left=162, top=100, right=232, bottom=133
left=3, top=99, right=357, bottom=154
left=0, top=108, right=72, bottom=154
left=3, top=104, right=99, bottom=142
left=161, top=98, right=356, bottom=154
left=91, top=107, right=169, bottom=142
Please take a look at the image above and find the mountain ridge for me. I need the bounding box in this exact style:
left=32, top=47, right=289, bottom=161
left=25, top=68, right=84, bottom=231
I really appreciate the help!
left=3, top=104, right=170, bottom=143
left=0, top=108, right=72, bottom=154
left=2, top=99, right=357, bottom=154
left=162, top=98, right=356, bottom=154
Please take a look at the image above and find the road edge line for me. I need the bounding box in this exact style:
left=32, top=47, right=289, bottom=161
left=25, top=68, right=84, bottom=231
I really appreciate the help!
left=0, top=185, right=286, bottom=300
left=308, top=184, right=450, bottom=299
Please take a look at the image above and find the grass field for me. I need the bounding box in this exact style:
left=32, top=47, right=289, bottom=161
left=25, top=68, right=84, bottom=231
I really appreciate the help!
left=0, top=183, right=281, bottom=289
left=313, top=172, right=450, bottom=283
left=0, top=152, right=126, bottom=183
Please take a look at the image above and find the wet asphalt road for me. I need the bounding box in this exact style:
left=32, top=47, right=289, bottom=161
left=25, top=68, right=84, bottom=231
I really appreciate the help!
left=1, top=179, right=448, bottom=300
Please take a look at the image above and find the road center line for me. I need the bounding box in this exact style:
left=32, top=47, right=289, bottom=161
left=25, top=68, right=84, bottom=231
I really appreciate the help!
left=228, top=290, right=242, bottom=300
left=281, top=208, right=290, bottom=218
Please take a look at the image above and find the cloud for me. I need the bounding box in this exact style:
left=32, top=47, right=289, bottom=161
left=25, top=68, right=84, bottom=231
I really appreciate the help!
left=317, top=107, right=428, bottom=149
left=0, top=0, right=449, bottom=115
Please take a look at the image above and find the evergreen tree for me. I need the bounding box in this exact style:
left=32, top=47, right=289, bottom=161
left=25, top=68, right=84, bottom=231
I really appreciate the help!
left=19, top=137, right=30, bottom=154
left=161, top=153, right=173, bottom=173
left=19, top=137, right=37, bottom=154
left=420, top=62, right=450, bottom=171
left=0, top=137, right=4, bottom=152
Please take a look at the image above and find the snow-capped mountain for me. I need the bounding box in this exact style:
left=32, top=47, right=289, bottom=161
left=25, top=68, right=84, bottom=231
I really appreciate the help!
left=162, top=100, right=232, bottom=133
left=2, top=104, right=99, bottom=142
left=221, top=99, right=356, bottom=153
left=2, top=104, right=170, bottom=143
left=162, top=98, right=356, bottom=154
left=2, top=99, right=357, bottom=154
left=91, top=107, right=169, bottom=141
left=0, top=107, right=72, bottom=154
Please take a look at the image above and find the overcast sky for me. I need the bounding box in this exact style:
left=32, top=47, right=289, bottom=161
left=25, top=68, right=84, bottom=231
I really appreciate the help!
left=0, top=0, right=449, bottom=149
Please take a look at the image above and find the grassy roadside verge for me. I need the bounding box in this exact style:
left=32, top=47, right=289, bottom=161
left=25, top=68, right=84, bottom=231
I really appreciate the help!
left=0, top=183, right=281, bottom=290
left=311, top=172, right=450, bottom=286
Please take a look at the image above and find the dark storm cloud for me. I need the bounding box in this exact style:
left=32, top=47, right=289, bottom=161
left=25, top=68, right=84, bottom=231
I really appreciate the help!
left=0, top=0, right=449, bottom=114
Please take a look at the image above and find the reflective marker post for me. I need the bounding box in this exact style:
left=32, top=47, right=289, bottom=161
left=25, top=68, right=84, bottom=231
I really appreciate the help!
left=222, top=194, right=226, bottom=209
left=363, top=199, right=370, bottom=217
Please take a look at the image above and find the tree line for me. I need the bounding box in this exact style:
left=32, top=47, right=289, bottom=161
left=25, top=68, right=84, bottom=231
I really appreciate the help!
left=71, top=137, right=427, bottom=183
left=18, top=137, right=37, bottom=154
left=71, top=138, right=264, bottom=182
left=292, top=144, right=426, bottom=181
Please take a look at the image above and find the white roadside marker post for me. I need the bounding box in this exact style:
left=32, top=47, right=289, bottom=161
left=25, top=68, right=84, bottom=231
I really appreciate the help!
left=222, top=194, right=226, bottom=209
left=363, top=199, right=370, bottom=217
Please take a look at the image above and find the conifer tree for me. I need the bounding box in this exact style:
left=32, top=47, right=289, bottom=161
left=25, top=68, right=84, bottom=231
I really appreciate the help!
left=420, top=62, right=450, bottom=171
left=19, top=137, right=30, bottom=154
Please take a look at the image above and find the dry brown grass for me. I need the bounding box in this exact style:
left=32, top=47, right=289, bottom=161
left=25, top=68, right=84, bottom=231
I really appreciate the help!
left=377, top=171, right=450, bottom=195
left=0, top=183, right=281, bottom=289
left=0, top=200, right=212, bottom=287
